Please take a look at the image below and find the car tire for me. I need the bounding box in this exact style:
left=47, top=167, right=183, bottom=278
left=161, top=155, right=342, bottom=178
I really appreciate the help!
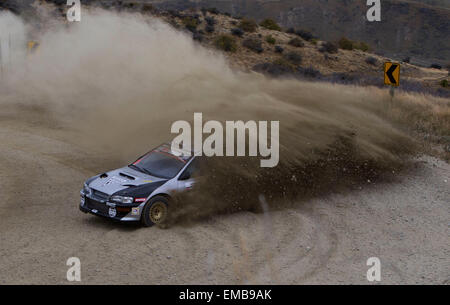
left=141, top=196, right=169, bottom=227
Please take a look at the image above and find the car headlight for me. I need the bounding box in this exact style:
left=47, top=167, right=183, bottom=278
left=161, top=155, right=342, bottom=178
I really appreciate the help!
left=111, top=196, right=134, bottom=204
left=83, top=183, right=92, bottom=196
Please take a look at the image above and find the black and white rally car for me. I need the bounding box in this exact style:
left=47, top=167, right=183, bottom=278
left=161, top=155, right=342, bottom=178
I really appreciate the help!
left=80, top=143, right=197, bottom=226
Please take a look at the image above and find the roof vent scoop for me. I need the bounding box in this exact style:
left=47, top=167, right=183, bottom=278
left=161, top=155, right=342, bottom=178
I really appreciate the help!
left=100, top=173, right=108, bottom=178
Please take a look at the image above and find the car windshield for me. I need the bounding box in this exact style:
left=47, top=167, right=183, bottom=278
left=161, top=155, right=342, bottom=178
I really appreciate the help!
left=130, top=145, right=190, bottom=179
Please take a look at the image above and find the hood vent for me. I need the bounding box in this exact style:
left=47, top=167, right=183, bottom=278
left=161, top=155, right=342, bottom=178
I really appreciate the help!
left=119, top=173, right=136, bottom=180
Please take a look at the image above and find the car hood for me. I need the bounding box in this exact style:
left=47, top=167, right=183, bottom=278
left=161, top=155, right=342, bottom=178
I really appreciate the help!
left=87, top=166, right=166, bottom=196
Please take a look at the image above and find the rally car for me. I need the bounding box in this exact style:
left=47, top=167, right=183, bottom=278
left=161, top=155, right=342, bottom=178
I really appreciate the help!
left=79, top=143, right=197, bottom=226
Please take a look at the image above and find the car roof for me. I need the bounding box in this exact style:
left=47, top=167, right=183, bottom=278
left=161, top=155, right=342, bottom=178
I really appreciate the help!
left=154, top=143, right=194, bottom=163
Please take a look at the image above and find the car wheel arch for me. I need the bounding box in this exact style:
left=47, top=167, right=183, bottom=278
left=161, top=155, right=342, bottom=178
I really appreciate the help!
left=150, top=193, right=171, bottom=202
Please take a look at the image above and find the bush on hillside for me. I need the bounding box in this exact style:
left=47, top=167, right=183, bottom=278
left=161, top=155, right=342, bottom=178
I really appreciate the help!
left=284, top=51, right=302, bottom=65
left=296, top=29, right=314, bottom=41
left=239, top=18, right=258, bottom=32
left=259, top=19, right=281, bottom=31
left=214, top=35, right=237, bottom=52
left=205, top=16, right=216, bottom=26
left=275, top=45, right=284, bottom=53
left=192, top=32, right=203, bottom=42
left=365, top=56, right=378, bottom=66
left=265, top=35, right=276, bottom=44
left=286, top=28, right=296, bottom=34
left=243, top=38, right=264, bottom=53
left=353, top=41, right=370, bottom=52
left=141, top=4, right=154, bottom=13
left=288, top=37, right=304, bottom=47
left=430, top=63, right=442, bottom=69
left=338, top=37, right=354, bottom=50
left=231, top=28, right=244, bottom=37
left=205, top=25, right=215, bottom=33
left=182, top=17, right=199, bottom=32
left=319, top=41, right=338, bottom=54
left=338, top=37, right=370, bottom=52
left=298, top=66, right=322, bottom=78
left=206, top=8, right=219, bottom=15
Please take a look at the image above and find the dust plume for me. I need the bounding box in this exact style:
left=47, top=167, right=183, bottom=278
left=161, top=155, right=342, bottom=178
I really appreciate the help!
left=0, top=8, right=423, bottom=223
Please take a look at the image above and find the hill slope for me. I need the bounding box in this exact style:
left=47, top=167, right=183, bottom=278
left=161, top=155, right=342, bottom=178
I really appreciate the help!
left=147, top=0, right=449, bottom=66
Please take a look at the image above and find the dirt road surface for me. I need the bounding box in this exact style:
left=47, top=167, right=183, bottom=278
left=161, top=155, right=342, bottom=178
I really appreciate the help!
left=0, top=113, right=448, bottom=285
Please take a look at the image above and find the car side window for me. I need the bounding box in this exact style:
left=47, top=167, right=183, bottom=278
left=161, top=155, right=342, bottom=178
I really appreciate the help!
left=179, top=159, right=197, bottom=180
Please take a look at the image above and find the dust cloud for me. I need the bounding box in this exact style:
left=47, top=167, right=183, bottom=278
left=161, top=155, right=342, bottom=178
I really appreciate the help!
left=0, top=8, right=417, bottom=223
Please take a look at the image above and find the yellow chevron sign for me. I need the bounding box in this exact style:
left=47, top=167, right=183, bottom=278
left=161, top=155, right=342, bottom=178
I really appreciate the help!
left=27, top=41, right=40, bottom=53
left=384, top=62, right=400, bottom=86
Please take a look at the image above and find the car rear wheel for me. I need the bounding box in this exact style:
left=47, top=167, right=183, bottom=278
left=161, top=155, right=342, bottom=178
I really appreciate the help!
left=141, top=196, right=168, bottom=227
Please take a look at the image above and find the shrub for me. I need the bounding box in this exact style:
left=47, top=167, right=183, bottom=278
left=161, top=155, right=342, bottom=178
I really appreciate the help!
left=243, top=38, right=264, bottom=53
left=124, top=2, right=136, bottom=9
left=231, top=28, right=244, bottom=37
left=365, top=56, right=378, bottom=66
left=253, top=60, right=295, bottom=76
left=182, top=17, right=199, bottom=32
left=193, top=32, right=203, bottom=42
left=403, top=57, right=411, bottom=63
left=284, top=51, right=302, bottom=65
left=206, top=8, right=219, bottom=15
left=265, top=35, right=276, bottom=44
left=286, top=28, right=296, bottom=34
left=275, top=45, right=284, bottom=53
left=430, top=63, right=442, bottom=69
left=141, top=4, right=154, bottom=13
left=440, top=79, right=449, bottom=87
left=214, top=35, right=237, bottom=52
left=239, top=18, right=258, bottom=32
left=338, top=37, right=354, bottom=50
left=296, top=29, right=314, bottom=41
left=167, top=10, right=182, bottom=18
left=298, top=66, right=322, bottom=78
left=310, top=38, right=318, bottom=45
left=288, top=38, right=304, bottom=47
left=205, top=25, right=215, bottom=33
left=205, top=16, right=216, bottom=26
left=353, top=41, right=370, bottom=52
left=320, top=41, right=338, bottom=54
left=338, top=37, right=370, bottom=52
left=259, top=19, right=281, bottom=31
left=273, top=58, right=296, bottom=70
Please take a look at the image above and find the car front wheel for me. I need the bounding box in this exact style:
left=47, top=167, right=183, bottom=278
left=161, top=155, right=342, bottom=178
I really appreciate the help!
left=141, top=196, right=169, bottom=227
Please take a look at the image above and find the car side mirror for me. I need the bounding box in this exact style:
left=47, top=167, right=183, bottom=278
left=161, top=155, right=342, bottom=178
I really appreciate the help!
left=179, top=171, right=191, bottom=181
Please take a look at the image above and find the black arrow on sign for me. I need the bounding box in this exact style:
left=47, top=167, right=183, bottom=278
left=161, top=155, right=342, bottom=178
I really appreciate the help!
left=386, top=64, right=398, bottom=84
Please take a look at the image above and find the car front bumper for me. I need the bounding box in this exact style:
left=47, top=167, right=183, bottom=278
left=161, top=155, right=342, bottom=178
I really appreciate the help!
left=79, top=193, right=142, bottom=222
